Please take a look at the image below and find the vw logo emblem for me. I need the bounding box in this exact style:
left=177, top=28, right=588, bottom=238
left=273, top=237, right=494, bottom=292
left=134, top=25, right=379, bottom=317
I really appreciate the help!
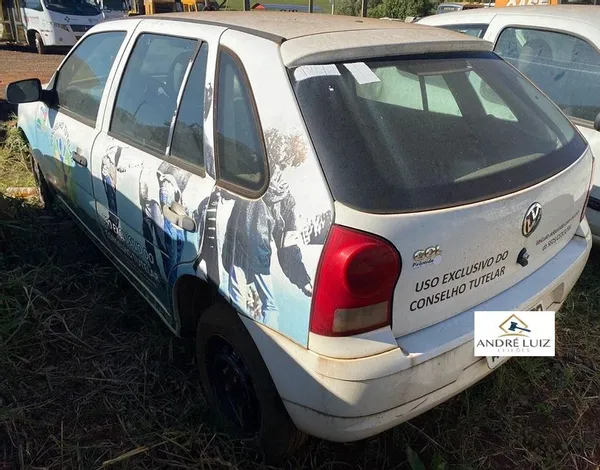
left=522, top=202, right=542, bottom=237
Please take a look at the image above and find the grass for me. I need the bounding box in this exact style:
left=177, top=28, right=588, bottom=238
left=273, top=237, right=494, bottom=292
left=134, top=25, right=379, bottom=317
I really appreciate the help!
left=0, top=117, right=34, bottom=192
left=2, top=116, right=600, bottom=469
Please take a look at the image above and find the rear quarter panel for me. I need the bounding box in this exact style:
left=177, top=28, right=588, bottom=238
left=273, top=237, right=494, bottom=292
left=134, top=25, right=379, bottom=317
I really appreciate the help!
left=215, top=30, right=334, bottom=346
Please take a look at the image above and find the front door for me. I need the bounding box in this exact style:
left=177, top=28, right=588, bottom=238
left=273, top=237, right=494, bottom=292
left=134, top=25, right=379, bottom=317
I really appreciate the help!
left=30, top=30, right=128, bottom=232
left=92, top=22, right=221, bottom=329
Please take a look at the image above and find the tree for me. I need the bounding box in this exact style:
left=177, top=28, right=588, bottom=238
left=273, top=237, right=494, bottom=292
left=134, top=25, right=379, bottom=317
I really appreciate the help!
left=335, top=0, right=362, bottom=16
left=367, top=0, right=432, bottom=19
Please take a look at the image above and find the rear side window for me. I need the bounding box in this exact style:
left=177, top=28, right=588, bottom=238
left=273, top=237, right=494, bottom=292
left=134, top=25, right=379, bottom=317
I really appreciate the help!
left=495, top=27, right=600, bottom=122
left=215, top=50, right=267, bottom=194
left=110, top=33, right=197, bottom=155
left=170, top=42, right=209, bottom=168
left=56, top=31, right=126, bottom=124
left=290, top=52, right=585, bottom=213
left=442, top=24, right=488, bottom=39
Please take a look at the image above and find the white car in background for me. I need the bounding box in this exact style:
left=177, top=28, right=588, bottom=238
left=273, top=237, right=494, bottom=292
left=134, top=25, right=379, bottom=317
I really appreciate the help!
left=419, top=5, right=600, bottom=242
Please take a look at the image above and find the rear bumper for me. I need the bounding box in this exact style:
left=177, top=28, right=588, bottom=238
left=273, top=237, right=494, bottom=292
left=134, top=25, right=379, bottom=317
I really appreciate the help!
left=284, top=351, right=493, bottom=442
left=242, top=229, right=591, bottom=442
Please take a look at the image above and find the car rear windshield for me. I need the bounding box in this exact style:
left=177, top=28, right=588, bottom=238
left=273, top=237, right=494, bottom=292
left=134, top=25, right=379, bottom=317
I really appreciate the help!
left=290, top=52, right=586, bottom=213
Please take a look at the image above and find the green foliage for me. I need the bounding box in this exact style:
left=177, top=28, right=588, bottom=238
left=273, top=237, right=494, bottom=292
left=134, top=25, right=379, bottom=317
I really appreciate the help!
left=406, top=447, right=447, bottom=470
left=367, top=0, right=432, bottom=19
left=334, top=0, right=362, bottom=16
left=0, top=116, right=33, bottom=191
left=0, top=114, right=29, bottom=160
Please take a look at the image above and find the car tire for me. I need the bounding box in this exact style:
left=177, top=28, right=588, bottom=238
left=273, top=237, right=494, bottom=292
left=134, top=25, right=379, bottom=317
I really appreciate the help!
left=34, top=32, right=46, bottom=55
left=196, top=302, right=307, bottom=462
left=31, top=154, right=53, bottom=209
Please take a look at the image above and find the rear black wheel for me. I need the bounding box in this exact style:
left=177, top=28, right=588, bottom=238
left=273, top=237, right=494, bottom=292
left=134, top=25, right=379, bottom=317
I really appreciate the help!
left=196, top=302, right=306, bottom=462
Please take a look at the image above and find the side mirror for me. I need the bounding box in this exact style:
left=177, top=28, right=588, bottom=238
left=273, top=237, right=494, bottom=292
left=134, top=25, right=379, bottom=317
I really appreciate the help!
left=6, top=78, right=42, bottom=105
left=594, top=112, right=600, bottom=132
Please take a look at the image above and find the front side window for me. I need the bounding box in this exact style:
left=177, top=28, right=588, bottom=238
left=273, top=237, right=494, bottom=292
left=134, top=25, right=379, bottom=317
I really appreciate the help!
left=495, top=27, right=600, bottom=122
left=291, top=52, right=585, bottom=213
left=111, top=33, right=197, bottom=155
left=55, top=31, right=126, bottom=123
left=216, top=50, right=267, bottom=194
left=170, top=42, right=209, bottom=168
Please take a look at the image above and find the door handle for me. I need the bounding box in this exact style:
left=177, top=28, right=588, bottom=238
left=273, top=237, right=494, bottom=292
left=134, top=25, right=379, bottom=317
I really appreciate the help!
left=72, top=151, right=87, bottom=168
left=163, top=201, right=196, bottom=232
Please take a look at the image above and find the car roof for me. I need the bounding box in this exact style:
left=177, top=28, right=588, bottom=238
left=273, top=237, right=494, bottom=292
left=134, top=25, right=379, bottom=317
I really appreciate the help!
left=153, top=11, right=492, bottom=66
left=419, top=5, right=600, bottom=27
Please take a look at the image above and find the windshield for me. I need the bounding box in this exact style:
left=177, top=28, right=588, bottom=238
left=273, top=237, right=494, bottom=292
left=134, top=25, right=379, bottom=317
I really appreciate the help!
left=43, top=0, right=101, bottom=15
left=290, top=52, right=586, bottom=213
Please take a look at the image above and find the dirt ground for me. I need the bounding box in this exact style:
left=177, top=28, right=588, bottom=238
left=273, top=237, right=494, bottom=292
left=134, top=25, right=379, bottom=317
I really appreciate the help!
left=0, top=45, right=64, bottom=99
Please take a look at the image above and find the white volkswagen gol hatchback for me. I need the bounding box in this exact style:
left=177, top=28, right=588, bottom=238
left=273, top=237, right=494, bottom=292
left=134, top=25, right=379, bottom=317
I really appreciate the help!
left=6, top=12, right=594, bottom=460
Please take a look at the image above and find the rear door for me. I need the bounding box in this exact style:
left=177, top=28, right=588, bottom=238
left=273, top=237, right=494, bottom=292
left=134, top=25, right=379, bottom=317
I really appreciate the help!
left=93, top=20, right=223, bottom=328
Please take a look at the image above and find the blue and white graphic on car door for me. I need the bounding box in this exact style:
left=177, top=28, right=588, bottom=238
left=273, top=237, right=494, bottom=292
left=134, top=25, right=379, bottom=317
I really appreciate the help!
left=28, top=30, right=126, bottom=233
left=92, top=138, right=215, bottom=328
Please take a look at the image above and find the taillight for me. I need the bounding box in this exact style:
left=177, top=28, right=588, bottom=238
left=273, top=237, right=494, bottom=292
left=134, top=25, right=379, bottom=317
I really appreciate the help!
left=581, top=154, right=596, bottom=222
left=310, top=225, right=401, bottom=337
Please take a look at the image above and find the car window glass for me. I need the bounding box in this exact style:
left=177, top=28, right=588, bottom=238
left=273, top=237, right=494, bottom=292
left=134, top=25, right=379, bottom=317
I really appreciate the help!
left=467, top=71, right=517, bottom=121
left=216, top=50, right=266, bottom=193
left=291, top=53, right=582, bottom=213
left=496, top=27, right=600, bottom=122
left=170, top=42, right=208, bottom=167
left=55, top=31, right=126, bottom=123
left=442, top=24, right=487, bottom=39
left=356, top=66, right=423, bottom=110
left=424, top=75, right=462, bottom=116
left=111, top=33, right=197, bottom=155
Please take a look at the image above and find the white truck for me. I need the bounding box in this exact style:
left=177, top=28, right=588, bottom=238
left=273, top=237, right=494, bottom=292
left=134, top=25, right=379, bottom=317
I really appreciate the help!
left=0, top=0, right=106, bottom=54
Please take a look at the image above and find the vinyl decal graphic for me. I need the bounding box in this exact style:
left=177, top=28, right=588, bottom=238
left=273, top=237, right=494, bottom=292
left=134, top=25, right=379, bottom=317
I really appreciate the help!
left=155, top=161, right=191, bottom=284
left=95, top=145, right=206, bottom=329
left=190, top=129, right=333, bottom=339
left=51, top=121, right=74, bottom=200
left=95, top=128, right=332, bottom=342
left=101, top=146, right=121, bottom=227
left=35, top=103, right=49, bottom=132
left=97, top=146, right=164, bottom=291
